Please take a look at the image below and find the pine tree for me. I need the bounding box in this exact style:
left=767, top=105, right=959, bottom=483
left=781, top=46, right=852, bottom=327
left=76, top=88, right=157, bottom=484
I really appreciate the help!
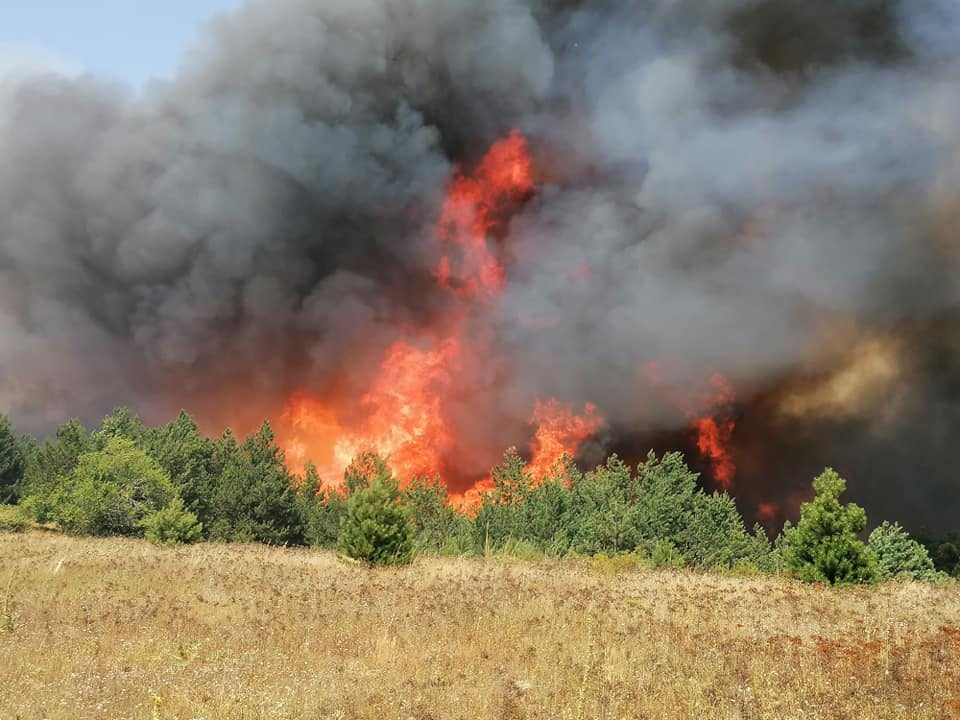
left=868, top=521, right=940, bottom=581
left=781, top=468, right=877, bottom=585
left=0, top=415, right=25, bottom=504
left=209, top=422, right=304, bottom=545
left=565, top=455, right=638, bottom=555
left=144, top=411, right=218, bottom=531
left=343, top=451, right=393, bottom=494
left=296, top=462, right=347, bottom=548
left=403, top=475, right=473, bottom=554
left=95, top=407, right=147, bottom=445
left=473, top=448, right=532, bottom=552
left=141, top=497, right=204, bottom=545
left=338, top=474, right=414, bottom=567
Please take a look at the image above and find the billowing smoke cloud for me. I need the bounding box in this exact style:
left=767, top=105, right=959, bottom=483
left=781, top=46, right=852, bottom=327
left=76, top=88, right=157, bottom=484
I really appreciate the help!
left=2, top=0, right=960, bottom=529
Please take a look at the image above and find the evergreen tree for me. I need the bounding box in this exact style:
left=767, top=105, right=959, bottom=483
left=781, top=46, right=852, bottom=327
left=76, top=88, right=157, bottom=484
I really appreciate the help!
left=781, top=468, right=877, bottom=585
left=519, top=479, right=572, bottom=555
left=490, top=447, right=532, bottom=505
left=0, top=414, right=25, bottom=504
left=209, top=421, right=304, bottom=545
left=403, top=475, right=473, bottom=554
left=565, top=455, right=638, bottom=554
left=868, top=521, right=940, bottom=581
left=296, top=462, right=347, bottom=548
left=631, top=451, right=699, bottom=548
left=682, top=492, right=772, bottom=569
left=141, top=497, right=204, bottom=545
left=474, top=448, right=532, bottom=551
left=339, top=473, right=414, bottom=566
left=95, top=407, right=147, bottom=445
left=343, top=451, right=393, bottom=494
left=144, top=412, right=219, bottom=531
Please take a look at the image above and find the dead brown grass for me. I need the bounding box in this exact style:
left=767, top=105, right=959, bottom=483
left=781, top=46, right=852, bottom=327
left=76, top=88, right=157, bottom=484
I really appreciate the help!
left=1, top=531, right=958, bottom=719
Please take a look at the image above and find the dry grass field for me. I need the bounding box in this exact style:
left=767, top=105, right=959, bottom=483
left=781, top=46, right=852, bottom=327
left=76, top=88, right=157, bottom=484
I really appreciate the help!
left=1, top=531, right=958, bottom=720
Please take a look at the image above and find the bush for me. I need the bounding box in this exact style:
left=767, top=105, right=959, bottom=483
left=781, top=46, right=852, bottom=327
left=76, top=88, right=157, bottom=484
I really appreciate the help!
left=141, top=498, right=204, bottom=545
left=781, top=468, right=877, bottom=585
left=338, top=475, right=414, bottom=567
left=651, top=540, right=686, bottom=569
left=868, top=521, right=940, bottom=582
left=0, top=505, right=29, bottom=533
left=682, top=493, right=774, bottom=569
left=20, top=419, right=92, bottom=521
left=52, top=437, right=175, bottom=536
left=473, top=448, right=533, bottom=552
left=591, top=550, right=648, bottom=575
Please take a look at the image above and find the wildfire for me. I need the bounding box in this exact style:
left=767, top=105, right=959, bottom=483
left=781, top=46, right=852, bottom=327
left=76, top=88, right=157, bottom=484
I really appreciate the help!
left=275, top=129, right=744, bottom=502
left=276, top=130, right=605, bottom=496
left=691, top=373, right=738, bottom=490
left=330, top=338, right=458, bottom=484
left=641, top=361, right=738, bottom=489
left=435, top=130, right=534, bottom=299
left=527, top=400, right=604, bottom=482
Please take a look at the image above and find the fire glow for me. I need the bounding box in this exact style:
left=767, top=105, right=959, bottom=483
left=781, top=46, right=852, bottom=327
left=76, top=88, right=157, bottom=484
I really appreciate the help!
left=276, top=131, right=737, bottom=502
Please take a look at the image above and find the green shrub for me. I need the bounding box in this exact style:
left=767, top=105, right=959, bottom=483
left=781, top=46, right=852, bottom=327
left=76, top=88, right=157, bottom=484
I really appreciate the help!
left=338, top=475, right=414, bottom=567
left=52, top=437, right=175, bottom=536
left=141, top=498, right=203, bottom=545
left=0, top=505, right=29, bottom=533
left=651, top=540, right=686, bottom=569
left=495, top=537, right=546, bottom=561
left=591, top=549, right=648, bottom=575
left=868, top=521, right=941, bottom=582
left=20, top=420, right=92, bottom=521
left=781, top=468, right=877, bottom=585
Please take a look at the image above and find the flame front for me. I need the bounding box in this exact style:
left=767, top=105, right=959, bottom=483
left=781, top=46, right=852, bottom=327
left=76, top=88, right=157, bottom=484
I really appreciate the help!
left=331, top=338, right=458, bottom=485
left=276, top=131, right=605, bottom=494
left=527, top=400, right=604, bottom=482
left=691, top=374, right=737, bottom=490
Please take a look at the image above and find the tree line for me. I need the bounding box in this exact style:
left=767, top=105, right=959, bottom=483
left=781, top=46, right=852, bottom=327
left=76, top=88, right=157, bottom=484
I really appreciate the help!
left=0, top=408, right=955, bottom=583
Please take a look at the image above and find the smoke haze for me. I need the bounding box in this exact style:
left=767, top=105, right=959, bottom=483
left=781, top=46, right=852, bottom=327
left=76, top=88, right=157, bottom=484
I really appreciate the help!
left=3, top=0, right=960, bottom=529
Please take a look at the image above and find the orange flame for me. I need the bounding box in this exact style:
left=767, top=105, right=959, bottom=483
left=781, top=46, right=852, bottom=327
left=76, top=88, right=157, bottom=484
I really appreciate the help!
left=641, top=362, right=738, bottom=489
left=527, top=400, right=604, bottom=482
left=691, top=373, right=737, bottom=489
left=435, top=130, right=533, bottom=298
left=276, top=130, right=606, bottom=497
left=330, top=338, right=458, bottom=484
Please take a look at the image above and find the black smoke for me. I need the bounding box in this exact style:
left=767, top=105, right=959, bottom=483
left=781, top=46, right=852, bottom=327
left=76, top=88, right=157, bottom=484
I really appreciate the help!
left=2, top=0, right=960, bottom=530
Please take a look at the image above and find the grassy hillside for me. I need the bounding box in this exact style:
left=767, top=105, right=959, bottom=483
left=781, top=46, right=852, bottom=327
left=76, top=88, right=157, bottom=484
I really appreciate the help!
left=2, top=532, right=958, bottom=719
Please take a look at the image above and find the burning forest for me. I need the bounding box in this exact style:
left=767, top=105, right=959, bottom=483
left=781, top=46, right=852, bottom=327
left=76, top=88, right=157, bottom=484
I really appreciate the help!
left=2, top=0, right=960, bottom=530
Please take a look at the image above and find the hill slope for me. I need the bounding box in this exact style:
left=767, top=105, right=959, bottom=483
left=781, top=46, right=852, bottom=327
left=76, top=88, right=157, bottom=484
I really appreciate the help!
left=1, top=532, right=958, bottom=719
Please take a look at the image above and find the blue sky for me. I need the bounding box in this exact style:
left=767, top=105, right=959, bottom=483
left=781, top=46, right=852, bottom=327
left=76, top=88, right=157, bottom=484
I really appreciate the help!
left=0, top=0, right=242, bottom=85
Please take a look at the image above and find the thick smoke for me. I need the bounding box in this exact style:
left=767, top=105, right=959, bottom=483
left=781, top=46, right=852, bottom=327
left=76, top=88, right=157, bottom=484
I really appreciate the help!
left=2, top=0, right=960, bottom=529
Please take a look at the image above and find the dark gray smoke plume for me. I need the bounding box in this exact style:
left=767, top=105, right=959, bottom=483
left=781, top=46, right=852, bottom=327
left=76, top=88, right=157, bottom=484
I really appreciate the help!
left=3, top=0, right=960, bottom=529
